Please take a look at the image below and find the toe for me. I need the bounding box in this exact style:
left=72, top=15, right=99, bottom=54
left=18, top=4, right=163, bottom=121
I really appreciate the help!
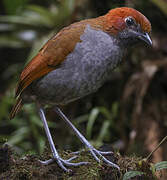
left=62, top=160, right=89, bottom=167
left=66, top=155, right=78, bottom=162
left=88, top=147, right=120, bottom=170
left=101, top=156, right=120, bottom=170
left=39, top=159, right=54, bottom=165
left=97, top=150, right=113, bottom=155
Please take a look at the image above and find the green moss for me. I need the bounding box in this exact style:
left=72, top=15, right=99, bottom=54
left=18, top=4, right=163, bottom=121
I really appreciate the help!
left=0, top=145, right=158, bottom=180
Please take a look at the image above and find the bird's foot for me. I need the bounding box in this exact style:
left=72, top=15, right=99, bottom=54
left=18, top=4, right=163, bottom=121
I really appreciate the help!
left=71, top=149, right=112, bottom=155
left=88, top=147, right=120, bottom=170
left=39, top=155, right=89, bottom=172
left=70, top=147, right=119, bottom=170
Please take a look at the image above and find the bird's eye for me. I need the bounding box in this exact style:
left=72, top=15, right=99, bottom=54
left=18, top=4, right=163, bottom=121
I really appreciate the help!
left=125, top=17, right=135, bottom=26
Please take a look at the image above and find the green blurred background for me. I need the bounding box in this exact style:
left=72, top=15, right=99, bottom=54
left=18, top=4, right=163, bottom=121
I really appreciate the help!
left=0, top=0, right=167, bottom=166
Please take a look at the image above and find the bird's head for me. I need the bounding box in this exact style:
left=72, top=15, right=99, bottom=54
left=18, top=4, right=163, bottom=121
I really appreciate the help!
left=104, top=7, right=152, bottom=47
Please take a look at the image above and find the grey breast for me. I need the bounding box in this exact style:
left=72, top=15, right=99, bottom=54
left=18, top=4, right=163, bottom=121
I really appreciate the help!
left=31, top=25, right=123, bottom=105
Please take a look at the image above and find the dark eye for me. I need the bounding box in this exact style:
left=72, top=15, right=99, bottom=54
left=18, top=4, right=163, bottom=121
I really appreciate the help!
left=125, top=17, right=135, bottom=26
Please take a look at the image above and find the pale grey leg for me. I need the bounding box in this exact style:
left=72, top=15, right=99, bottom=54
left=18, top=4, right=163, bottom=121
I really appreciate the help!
left=54, top=107, right=120, bottom=170
left=36, top=103, right=88, bottom=172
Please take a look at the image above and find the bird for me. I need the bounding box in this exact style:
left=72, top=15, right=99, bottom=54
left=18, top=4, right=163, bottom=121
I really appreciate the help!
left=10, top=7, right=152, bottom=172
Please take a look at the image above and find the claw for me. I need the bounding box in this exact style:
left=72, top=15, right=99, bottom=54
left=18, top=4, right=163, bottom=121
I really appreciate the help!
left=88, top=147, right=120, bottom=170
left=39, top=155, right=89, bottom=172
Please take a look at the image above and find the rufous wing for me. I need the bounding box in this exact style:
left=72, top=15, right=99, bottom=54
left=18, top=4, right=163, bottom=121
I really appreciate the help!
left=10, top=23, right=86, bottom=119
left=10, top=18, right=105, bottom=119
left=15, top=23, right=87, bottom=97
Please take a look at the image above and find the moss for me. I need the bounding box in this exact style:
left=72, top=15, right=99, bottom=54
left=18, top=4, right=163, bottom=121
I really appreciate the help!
left=0, top=145, right=158, bottom=180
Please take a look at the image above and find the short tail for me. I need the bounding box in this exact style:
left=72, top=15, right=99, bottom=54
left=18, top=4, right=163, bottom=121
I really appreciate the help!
left=10, top=97, right=23, bottom=119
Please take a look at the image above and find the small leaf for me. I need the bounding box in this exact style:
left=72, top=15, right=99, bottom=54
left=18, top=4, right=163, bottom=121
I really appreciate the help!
left=86, top=108, right=99, bottom=139
left=97, top=120, right=110, bottom=143
left=154, top=161, right=167, bottom=171
left=98, top=106, right=111, bottom=119
left=123, top=171, right=144, bottom=180
left=111, top=102, right=118, bottom=120
left=73, top=114, right=89, bottom=125
left=37, top=136, right=46, bottom=154
left=8, top=127, right=29, bottom=145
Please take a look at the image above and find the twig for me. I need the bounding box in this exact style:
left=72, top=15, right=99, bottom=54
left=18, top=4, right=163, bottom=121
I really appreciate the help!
left=146, top=136, right=167, bottom=160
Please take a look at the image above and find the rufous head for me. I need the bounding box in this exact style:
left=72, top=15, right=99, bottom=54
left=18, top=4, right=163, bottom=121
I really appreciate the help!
left=104, top=7, right=152, bottom=46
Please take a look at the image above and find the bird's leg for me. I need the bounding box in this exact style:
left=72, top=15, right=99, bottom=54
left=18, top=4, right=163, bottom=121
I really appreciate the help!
left=54, top=107, right=120, bottom=170
left=36, top=103, right=88, bottom=172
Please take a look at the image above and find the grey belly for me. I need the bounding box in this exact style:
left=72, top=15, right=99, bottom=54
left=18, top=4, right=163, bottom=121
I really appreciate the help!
left=30, top=67, right=102, bottom=105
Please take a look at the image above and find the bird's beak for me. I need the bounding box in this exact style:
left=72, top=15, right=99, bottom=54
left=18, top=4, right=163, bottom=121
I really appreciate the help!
left=138, top=32, right=152, bottom=46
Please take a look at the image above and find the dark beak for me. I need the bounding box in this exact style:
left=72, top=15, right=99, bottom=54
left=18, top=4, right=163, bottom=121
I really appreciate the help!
left=138, top=32, right=152, bottom=46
